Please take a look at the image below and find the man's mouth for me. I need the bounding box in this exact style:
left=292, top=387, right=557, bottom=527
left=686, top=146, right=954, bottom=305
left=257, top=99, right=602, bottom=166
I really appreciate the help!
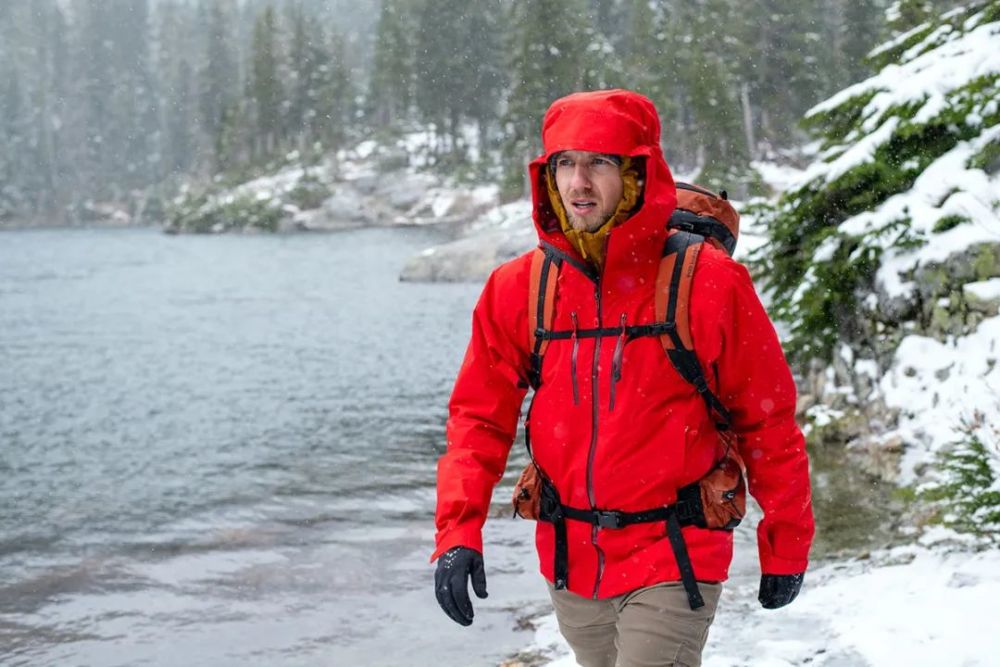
left=570, top=200, right=597, bottom=215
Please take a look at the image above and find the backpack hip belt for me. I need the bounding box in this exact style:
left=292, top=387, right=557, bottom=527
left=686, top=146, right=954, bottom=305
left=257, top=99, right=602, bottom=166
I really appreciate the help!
left=537, top=476, right=708, bottom=608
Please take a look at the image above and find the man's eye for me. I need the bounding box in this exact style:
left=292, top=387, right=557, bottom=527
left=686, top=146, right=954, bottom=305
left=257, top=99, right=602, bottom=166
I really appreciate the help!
left=556, top=159, right=573, bottom=168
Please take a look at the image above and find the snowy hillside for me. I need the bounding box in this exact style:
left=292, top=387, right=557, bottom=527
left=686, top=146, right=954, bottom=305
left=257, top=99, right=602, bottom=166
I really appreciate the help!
left=162, top=132, right=498, bottom=234
left=756, top=1, right=999, bottom=532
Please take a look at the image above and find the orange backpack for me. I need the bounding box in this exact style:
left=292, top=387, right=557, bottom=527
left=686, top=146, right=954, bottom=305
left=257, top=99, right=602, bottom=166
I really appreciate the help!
left=512, top=183, right=746, bottom=609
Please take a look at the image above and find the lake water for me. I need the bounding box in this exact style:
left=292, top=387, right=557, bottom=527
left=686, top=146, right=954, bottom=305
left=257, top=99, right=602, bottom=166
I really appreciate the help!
left=0, top=227, right=543, bottom=667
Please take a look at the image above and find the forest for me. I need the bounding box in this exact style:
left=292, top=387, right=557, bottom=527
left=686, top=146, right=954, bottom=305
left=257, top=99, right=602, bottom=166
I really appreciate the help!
left=0, top=0, right=954, bottom=225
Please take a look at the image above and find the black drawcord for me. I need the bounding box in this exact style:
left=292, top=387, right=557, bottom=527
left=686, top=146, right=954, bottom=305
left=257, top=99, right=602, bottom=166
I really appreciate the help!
left=570, top=311, right=580, bottom=405
left=610, top=313, right=627, bottom=411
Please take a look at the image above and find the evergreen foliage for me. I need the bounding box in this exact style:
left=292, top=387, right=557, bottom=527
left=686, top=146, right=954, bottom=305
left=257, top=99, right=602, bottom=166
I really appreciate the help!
left=250, top=7, right=282, bottom=157
left=200, top=0, right=239, bottom=172
left=369, top=0, right=414, bottom=129
left=500, top=0, right=599, bottom=198
left=752, top=2, right=1000, bottom=363
left=0, top=0, right=913, bottom=224
left=921, top=414, right=1000, bottom=543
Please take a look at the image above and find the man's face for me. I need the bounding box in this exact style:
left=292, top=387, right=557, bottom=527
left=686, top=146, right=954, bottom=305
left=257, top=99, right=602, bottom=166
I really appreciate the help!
left=553, top=150, right=624, bottom=233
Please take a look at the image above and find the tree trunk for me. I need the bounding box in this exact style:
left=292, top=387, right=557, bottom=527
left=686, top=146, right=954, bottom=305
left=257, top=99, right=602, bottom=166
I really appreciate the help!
left=740, top=81, right=756, bottom=161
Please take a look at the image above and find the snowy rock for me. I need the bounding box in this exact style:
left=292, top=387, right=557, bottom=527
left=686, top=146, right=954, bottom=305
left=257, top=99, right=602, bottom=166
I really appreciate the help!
left=850, top=433, right=907, bottom=482
left=964, top=277, right=1000, bottom=316
left=400, top=199, right=535, bottom=282
left=317, top=186, right=379, bottom=227
left=164, top=130, right=501, bottom=234
left=378, top=172, right=439, bottom=211
left=399, top=225, right=536, bottom=283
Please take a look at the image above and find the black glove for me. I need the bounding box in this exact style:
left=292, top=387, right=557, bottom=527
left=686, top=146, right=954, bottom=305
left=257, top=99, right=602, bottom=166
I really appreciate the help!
left=758, top=573, right=804, bottom=609
left=434, top=546, right=488, bottom=626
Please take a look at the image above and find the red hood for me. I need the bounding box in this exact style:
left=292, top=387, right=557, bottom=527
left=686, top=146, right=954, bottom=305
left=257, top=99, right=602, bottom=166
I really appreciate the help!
left=529, top=89, right=678, bottom=264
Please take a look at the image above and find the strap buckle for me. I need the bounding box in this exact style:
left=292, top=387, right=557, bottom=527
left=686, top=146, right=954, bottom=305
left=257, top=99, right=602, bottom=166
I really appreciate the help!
left=595, top=510, right=625, bottom=529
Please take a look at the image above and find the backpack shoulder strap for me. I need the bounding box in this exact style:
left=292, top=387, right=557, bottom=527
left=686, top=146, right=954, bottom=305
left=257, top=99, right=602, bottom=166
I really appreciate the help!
left=655, top=231, right=732, bottom=430
left=527, top=245, right=560, bottom=388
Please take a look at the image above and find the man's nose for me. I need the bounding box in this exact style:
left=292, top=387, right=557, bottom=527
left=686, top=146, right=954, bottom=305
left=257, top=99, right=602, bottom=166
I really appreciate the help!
left=569, top=164, right=592, bottom=190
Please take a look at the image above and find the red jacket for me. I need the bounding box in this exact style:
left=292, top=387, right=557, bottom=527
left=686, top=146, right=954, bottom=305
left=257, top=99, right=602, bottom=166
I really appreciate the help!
left=433, top=89, right=814, bottom=599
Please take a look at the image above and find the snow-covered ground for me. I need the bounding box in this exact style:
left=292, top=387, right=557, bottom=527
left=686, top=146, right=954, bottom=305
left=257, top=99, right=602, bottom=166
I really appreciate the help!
left=523, top=525, right=1000, bottom=667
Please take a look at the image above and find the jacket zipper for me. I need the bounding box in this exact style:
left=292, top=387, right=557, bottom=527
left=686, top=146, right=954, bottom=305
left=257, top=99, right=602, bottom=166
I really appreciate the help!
left=588, top=281, right=605, bottom=599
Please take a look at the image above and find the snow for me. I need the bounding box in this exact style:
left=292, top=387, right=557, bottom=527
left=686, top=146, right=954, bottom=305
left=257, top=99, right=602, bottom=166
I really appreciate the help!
left=797, top=16, right=1000, bottom=191
left=867, top=20, right=930, bottom=59
left=750, top=160, right=806, bottom=194
left=523, top=526, right=1000, bottom=667
left=810, top=19, right=999, bottom=121
left=732, top=203, right=770, bottom=261
left=878, top=313, right=1000, bottom=485
left=812, top=235, right=840, bottom=263
left=468, top=199, right=533, bottom=233
left=802, top=404, right=845, bottom=436
left=964, top=277, right=1000, bottom=300
left=834, top=123, right=1000, bottom=301
left=802, top=117, right=900, bottom=185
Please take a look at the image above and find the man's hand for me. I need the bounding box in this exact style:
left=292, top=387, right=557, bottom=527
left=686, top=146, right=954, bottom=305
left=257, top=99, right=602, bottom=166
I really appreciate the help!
left=758, top=573, right=804, bottom=609
left=434, top=546, right=488, bottom=626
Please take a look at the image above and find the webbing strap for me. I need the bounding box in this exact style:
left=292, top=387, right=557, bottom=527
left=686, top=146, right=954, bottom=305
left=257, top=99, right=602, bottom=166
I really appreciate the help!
left=536, top=322, right=676, bottom=341
left=667, top=348, right=732, bottom=430
left=528, top=248, right=559, bottom=388
left=539, top=241, right=599, bottom=283
left=666, top=511, right=705, bottom=609
left=663, top=231, right=700, bottom=349
left=659, top=231, right=731, bottom=430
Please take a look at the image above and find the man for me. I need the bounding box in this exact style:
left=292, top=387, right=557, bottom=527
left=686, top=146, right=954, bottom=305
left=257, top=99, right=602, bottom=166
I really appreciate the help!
left=432, top=89, right=814, bottom=667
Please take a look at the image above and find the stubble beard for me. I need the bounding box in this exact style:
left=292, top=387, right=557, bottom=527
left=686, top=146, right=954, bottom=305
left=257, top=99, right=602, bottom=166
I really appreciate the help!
left=568, top=208, right=615, bottom=233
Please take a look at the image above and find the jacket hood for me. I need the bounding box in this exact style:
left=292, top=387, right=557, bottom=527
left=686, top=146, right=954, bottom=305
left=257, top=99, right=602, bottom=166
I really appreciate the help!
left=529, top=89, right=677, bottom=263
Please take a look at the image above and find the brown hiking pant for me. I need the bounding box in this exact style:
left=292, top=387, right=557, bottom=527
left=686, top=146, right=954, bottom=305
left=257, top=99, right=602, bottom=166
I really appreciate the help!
left=547, top=581, right=722, bottom=667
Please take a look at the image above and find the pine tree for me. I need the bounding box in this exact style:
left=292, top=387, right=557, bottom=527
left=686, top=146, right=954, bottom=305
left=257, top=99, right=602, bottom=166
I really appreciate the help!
left=886, top=0, right=956, bottom=32
left=659, top=0, right=746, bottom=184
left=287, top=2, right=311, bottom=150
left=250, top=6, right=283, bottom=157
left=200, top=0, right=239, bottom=171
left=314, top=30, right=353, bottom=157
left=107, top=0, right=159, bottom=193
left=824, top=0, right=884, bottom=91
left=730, top=0, right=830, bottom=157
left=1, top=0, right=57, bottom=218
left=621, top=0, right=680, bottom=142
left=369, top=0, right=414, bottom=129
left=155, top=0, right=201, bottom=178
left=46, top=2, right=71, bottom=212
left=0, top=68, right=27, bottom=219
left=414, top=0, right=462, bottom=157
left=501, top=0, right=595, bottom=198
left=76, top=1, right=117, bottom=201
left=460, top=0, right=506, bottom=167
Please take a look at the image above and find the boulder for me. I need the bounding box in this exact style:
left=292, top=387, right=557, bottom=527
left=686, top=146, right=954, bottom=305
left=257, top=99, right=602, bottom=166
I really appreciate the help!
left=399, top=226, right=536, bottom=283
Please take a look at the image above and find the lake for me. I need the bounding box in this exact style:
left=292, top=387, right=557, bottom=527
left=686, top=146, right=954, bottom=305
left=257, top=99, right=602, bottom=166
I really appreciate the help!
left=0, top=227, right=542, bottom=667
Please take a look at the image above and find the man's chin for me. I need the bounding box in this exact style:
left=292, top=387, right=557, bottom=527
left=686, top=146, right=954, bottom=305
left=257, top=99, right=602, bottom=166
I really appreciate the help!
left=569, top=215, right=611, bottom=233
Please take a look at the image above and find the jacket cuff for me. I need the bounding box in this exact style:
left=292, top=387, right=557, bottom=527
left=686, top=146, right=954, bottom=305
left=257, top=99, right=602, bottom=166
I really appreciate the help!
left=759, top=553, right=809, bottom=576
left=430, top=526, right=484, bottom=563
